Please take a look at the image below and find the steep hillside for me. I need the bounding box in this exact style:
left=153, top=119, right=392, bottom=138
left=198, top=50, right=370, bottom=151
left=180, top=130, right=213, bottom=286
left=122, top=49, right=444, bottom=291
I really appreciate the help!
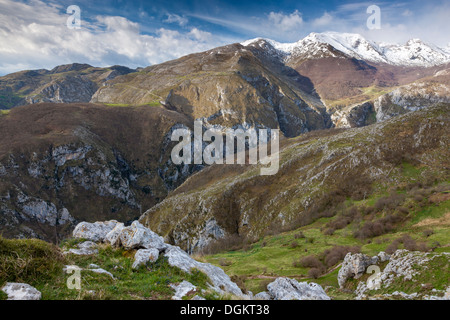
left=90, top=43, right=331, bottom=138
left=0, top=64, right=136, bottom=109
left=332, top=66, right=450, bottom=127
left=139, top=105, right=450, bottom=252
left=0, top=103, right=199, bottom=242
left=242, top=34, right=450, bottom=127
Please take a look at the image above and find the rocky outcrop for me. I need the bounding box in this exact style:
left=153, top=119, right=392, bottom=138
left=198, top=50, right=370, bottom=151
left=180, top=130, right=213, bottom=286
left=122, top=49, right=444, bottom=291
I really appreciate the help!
left=424, top=287, right=450, bottom=300
left=254, top=291, right=272, bottom=300
left=73, top=220, right=119, bottom=242
left=105, top=223, right=125, bottom=247
left=70, top=220, right=244, bottom=298
left=261, top=277, right=330, bottom=300
left=374, top=82, right=450, bottom=122
left=1, top=283, right=42, bottom=300
left=132, top=248, right=159, bottom=269
left=338, top=252, right=387, bottom=288
left=332, top=102, right=376, bottom=128
left=118, top=221, right=168, bottom=251
left=0, top=103, right=195, bottom=243
left=338, top=249, right=450, bottom=300
left=26, top=76, right=98, bottom=104
left=170, top=280, right=198, bottom=300
left=164, top=245, right=243, bottom=297
left=64, top=240, right=98, bottom=255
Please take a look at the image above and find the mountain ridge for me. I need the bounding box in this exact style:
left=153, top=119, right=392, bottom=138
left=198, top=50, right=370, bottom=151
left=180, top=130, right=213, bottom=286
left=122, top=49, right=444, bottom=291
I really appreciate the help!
left=242, top=32, right=450, bottom=67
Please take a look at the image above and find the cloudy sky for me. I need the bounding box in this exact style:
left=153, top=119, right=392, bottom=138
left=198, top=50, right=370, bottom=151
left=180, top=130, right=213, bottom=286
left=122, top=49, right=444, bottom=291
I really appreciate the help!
left=0, top=0, right=449, bottom=75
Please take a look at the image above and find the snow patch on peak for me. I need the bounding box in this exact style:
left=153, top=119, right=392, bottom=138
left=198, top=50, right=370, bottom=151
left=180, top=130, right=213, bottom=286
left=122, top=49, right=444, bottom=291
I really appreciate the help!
left=241, top=32, right=450, bottom=67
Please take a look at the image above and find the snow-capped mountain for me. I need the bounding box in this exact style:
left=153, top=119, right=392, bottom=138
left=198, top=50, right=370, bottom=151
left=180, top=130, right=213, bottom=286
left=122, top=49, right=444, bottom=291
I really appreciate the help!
left=242, top=32, right=450, bottom=67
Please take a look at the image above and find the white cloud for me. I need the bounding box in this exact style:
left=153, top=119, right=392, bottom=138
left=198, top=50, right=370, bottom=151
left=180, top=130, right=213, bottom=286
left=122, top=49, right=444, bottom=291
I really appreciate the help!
left=0, top=0, right=225, bottom=75
left=312, top=12, right=334, bottom=27
left=268, top=10, right=303, bottom=31
left=164, top=13, right=188, bottom=26
left=190, top=10, right=306, bottom=42
left=188, top=28, right=213, bottom=42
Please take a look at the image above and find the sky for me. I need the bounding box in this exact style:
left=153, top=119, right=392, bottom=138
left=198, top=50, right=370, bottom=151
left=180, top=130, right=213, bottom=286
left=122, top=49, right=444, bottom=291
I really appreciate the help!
left=0, top=0, right=449, bottom=75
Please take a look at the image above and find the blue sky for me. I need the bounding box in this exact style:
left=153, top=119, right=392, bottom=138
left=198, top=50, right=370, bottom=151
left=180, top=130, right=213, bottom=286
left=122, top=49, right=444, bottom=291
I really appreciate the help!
left=0, top=0, right=449, bottom=74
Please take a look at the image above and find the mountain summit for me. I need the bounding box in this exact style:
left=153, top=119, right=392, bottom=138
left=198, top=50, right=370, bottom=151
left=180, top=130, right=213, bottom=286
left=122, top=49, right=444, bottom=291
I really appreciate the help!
left=242, top=32, right=450, bottom=67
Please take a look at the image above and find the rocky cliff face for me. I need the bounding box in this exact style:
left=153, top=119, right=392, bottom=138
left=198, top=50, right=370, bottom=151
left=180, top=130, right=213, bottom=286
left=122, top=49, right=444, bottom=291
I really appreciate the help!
left=0, top=103, right=199, bottom=242
left=90, top=43, right=331, bottom=138
left=330, top=67, right=450, bottom=127
left=0, top=64, right=136, bottom=109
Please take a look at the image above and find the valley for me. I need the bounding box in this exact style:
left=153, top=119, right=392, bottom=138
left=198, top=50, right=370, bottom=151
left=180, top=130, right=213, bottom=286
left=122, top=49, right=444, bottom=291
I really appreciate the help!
left=0, top=31, right=449, bottom=301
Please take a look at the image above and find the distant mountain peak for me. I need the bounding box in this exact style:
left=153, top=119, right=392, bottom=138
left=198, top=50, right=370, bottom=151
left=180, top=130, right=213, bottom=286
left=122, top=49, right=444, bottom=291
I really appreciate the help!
left=242, top=32, right=450, bottom=67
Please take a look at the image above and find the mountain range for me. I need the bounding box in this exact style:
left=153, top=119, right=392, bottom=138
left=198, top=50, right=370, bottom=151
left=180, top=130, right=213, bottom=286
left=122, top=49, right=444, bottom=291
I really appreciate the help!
left=0, top=32, right=449, bottom=245
left=243, top=32, right=450, bottom=67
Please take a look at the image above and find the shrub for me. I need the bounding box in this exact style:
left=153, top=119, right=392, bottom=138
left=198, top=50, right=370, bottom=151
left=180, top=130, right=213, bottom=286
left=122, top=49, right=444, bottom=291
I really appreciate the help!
left=386, top=241, right=399, bottom=254
left=423, top=229, right=434, bottom=237
left=401, top=235, right=418, bottom=251
left=385, top=235, right=429, bottom=253
left=324, top=206, right=360, bottom=234
left=308, top=268, right=322, bottom=279
left=290, top=241, right=300, bottom=249
left=354, top=212, right=406, bottom=239
left=294, top=232, right=305, bottom=239
left=299, top=256, right=323, bottom=269
left=321, top=245, right=361, bottom=268
left=374, top=193, right=405, bottom=212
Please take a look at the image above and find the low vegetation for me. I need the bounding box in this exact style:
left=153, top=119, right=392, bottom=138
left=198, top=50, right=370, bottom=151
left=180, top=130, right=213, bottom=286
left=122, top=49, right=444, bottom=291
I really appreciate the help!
left=201, top=179, right=450, bottom=297
left=0, top=238, right=212, bottom=300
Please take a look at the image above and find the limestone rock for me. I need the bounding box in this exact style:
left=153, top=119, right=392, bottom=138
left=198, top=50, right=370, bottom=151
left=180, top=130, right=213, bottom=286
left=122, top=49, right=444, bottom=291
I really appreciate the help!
left=338, top=252, right=378, bottom=288
left=266, top=277, right=330, bottom=300
left=424, top=287, right=450, bottom=300
left=119, top=221, right=167, bottom=250
left=132, top=248, right=159, bottom=269
left=383, top=249, right=429, bottom=281
left=254, top=291, right=272, bottom=300
left=170, top=280, right=197, bottom=300
left=65, top=240, right=98, bottom=255
left=72, top=220, right=119, bottom=242
left=377, top=251, right=390, bottom=263
left=164, top=245, right=243, bottom=297
left=105, top=222, right=125, bottom=247
left=1, top=283, right=41, bottom=300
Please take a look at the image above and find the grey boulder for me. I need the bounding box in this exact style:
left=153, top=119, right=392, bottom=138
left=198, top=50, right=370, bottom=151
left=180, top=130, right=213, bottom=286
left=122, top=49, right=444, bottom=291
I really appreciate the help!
left=132, top=248, right=159, bottom=269
left=164, top=245, right=243, bottom=297
left=104, top=222, right=125, bottom=247
left=254, top=291, right=272, bottom=300
left=170, top=280, right=197, bottom=300
left=266, top=277, right=330, bottom=300
left=338, top=252, right=379, bottom=288
left=1, top=283, right=42, bottom=300
left=72, top=220, right=119, bottom=242
left=119, top=221, right=167, bottom=250
left=65, top=240, right=98, bottom=255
